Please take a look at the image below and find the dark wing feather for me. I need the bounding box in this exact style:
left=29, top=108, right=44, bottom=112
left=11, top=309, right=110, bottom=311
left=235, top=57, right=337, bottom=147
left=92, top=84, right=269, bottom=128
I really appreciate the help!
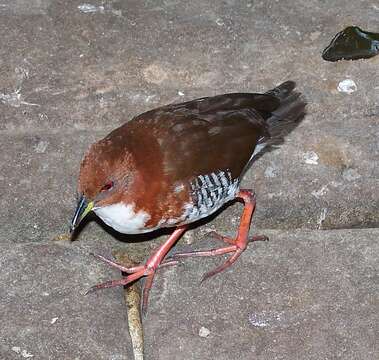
left=125, top=81, right=305, bottom=184
left=167, top=93, right=279, bottom=117
left=135, top=99, right=272, bottom=182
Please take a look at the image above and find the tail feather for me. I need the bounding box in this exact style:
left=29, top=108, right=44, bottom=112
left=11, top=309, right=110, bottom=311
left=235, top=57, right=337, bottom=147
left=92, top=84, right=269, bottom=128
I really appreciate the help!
left=264, top=80, right=296, bottom=100
left=262, top=81, right=306, bottom=145
left=248, top=81, right=306, bottom=167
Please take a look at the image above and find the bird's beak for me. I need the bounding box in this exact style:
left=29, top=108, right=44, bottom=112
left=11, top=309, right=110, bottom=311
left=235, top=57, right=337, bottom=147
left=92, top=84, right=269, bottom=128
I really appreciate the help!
left=70, top=195, right=94, bottom=233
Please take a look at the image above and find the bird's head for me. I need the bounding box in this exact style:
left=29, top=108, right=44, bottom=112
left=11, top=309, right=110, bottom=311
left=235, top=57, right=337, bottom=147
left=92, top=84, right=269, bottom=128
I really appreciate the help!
left=70, top=136, right=134, bottom=233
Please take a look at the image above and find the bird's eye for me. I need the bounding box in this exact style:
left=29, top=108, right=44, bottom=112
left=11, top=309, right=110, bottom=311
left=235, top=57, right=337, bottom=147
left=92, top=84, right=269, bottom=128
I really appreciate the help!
left=101, top=181, right=114, bottom=192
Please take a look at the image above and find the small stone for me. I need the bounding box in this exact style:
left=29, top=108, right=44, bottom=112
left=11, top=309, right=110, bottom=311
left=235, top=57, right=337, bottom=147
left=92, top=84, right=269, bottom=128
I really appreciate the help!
left=12, top=346, right=21, bottom=354
left=215, top=18, right=224, bottom=26
left=11, top=347, right=34, bottom=358
left=264, top=165, right=277, bottom=178
left=303, top=151, right=319, bottom=165
left=78, top=4, right=104, bottom=13
left=322, top=26, right=379, bottom=61
left=337, top=79, right=357, bottom=94
left=21, top=350, right=34, bottom=358
left=199, top=326, right=210, bottom=338
left=248, top=313, right=269, bottom=327
left=51, top=317, right=58, bottom=324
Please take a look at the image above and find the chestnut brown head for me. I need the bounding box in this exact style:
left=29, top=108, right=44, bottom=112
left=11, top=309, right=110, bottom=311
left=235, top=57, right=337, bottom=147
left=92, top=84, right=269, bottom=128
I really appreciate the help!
left=70, top=138, right=134, bottom=233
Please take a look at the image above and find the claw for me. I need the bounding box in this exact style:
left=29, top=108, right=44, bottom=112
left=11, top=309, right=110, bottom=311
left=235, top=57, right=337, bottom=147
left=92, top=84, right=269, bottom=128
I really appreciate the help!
left=84, top=278, right=129, bottom=295
left=248, top=234, right=269, bottom=242
left=206, top=230, right=235, bottom=245
left=85, top=269, right=147, bottom=295
left=200, top=248, right=243, bottom=283
left=85, top=227, right=188, bottom=313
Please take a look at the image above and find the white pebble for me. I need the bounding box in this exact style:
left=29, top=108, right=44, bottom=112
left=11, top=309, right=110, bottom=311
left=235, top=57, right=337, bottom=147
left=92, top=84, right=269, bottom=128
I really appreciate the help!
left=78, top=4, right=104, bottom=13
left=215, top=18, right=224, bottom=26
left=249, top=313, right=269, bottom=327
left=21, top=350, right=34, bottom=358
left=11, top=347, right=34, bottom=358
left=337, top=79, right=357, bottom=94
left=178, top=91, right=184, bottom=96
left=12, top=347, right=21, bottom=354
left=199, top=326, right=210, bottom=338
left=50, top=317, right=58, bottom=324
left=303, top=151, right=319, bottom=165
left=264, top=165, right=277, bottom=178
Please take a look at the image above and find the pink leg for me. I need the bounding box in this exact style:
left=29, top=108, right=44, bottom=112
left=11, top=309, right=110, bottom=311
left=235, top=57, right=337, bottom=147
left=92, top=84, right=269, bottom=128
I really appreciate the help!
left=170, top=190, right=267, bottom=281
left=207, top=230, right=269, bottom=245
left=90, top=253, right=179, bottom=273
left=86, top=226, right=187, bottom=312
left=142, top=272, right=155, bottom=315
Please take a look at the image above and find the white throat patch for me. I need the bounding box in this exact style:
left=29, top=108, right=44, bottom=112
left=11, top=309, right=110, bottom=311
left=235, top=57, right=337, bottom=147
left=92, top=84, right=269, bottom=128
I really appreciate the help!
left=94, top=203, right=151, bottom=234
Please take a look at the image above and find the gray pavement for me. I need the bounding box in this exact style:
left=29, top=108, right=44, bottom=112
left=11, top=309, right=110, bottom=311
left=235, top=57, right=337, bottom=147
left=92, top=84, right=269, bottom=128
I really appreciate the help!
left=0, top=240, right=133, bottom=359
left=145, top=229, right=378, bottom=360
left=0, top=0, right=378, bottom=359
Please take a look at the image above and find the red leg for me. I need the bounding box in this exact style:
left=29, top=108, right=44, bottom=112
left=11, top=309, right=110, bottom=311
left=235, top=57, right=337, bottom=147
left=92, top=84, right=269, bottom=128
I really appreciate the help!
left=142, top=272, right=155, bottom=315
left=170, top=190, right=266, bottom=281
left=207, top=230, right=269, bottom=245
left=86, top=226, right=187, bottom=312
left=90, top=253, right=179, bottom=273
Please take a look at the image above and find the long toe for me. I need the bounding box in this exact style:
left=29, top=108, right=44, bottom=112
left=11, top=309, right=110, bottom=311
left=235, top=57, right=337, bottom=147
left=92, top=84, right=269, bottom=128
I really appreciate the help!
left=248, top=234, right=269, bottom=242
left=141, top=272, right=155, bottom=315
left=170, top=245, right=237, bottom=259
left=91, top=252, right=145, bottom=273
left=85, top=268, right=147, bottom=294
left=85, top=277, right=132, bottom=295
left=201, top=248, right=243, bottom=283
left=207, top=230, right=235, bottom=245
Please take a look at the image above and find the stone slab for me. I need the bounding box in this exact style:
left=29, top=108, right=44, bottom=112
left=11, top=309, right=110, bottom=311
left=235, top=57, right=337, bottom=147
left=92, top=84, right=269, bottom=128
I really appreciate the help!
left=1, top=229, right=377, bottom=360
left=0, top=1, right=378, bottom=132
left=0, top=239, right=133, bottom=359
left=144, top=228, right=379, bottom=360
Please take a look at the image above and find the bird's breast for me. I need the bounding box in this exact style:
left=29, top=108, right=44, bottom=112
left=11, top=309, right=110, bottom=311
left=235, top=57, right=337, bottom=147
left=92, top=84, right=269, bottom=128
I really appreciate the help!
left=94, top=202, right=153, bottom=234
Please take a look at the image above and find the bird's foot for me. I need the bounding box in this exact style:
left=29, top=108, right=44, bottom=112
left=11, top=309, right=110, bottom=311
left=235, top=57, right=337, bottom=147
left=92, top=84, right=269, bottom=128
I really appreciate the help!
left=89, top=253, right=179, bottom=273
left=169, top=231, right=268, bottom=282
left=85, top=253, right=179, bottom=314
left=85, top=227, right=187, bottom=314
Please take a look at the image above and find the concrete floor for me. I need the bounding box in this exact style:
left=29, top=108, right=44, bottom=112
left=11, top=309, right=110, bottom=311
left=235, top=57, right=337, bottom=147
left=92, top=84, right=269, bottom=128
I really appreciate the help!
left=0, top=0, right=378, bottom=359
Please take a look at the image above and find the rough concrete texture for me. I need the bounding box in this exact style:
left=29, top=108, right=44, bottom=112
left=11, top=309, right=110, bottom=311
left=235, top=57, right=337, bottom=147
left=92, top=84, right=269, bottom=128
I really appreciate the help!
left=0, top=239, right=133, bottom=359
left=1, top=0, right=378, bottom=240
left=0, top=0, right=378, bottom=359
left=145, top=229, right=379, bottom=360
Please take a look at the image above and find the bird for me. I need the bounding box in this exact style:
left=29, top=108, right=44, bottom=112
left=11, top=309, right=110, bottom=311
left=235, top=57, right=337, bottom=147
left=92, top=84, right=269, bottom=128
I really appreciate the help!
left=70, top=81, right=306, bottom=312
